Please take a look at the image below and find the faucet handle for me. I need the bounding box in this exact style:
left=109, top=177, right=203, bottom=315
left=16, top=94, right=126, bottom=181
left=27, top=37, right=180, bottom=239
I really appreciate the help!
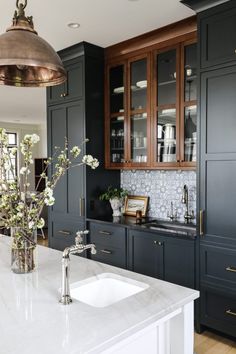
left=75, top=230, right=89, bottom=245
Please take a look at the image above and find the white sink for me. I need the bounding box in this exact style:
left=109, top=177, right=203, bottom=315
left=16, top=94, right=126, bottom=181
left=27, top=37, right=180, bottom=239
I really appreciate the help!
left=70, top=273, right=149, bottom=308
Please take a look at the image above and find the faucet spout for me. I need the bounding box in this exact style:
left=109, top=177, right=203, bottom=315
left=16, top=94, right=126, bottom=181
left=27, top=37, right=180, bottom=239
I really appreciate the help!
left=59, top=230, right=96, bottom=305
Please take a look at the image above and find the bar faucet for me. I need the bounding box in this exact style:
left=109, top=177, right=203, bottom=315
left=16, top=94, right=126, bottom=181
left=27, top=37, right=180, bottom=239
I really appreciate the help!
left=181, top=184, right=194, bottom=223
left=59, top=230, right=96, bottom=305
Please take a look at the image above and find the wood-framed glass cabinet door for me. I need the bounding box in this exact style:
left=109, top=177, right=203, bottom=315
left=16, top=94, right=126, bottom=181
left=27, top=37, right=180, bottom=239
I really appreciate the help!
left=126, top=54, right=151, bottom=168
left=105, top=62, right=127, bottom=169
left=152, top=45, right=180, bottom=168
left=180, top=40, right=197, bottom=168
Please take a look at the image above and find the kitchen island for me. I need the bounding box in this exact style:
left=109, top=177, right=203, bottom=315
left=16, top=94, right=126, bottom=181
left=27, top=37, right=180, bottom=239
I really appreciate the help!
left=0, top=235, right=199, bottom=354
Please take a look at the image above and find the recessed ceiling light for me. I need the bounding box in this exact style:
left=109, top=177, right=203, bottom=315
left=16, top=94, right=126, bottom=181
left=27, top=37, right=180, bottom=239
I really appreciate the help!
left=68, top=23, right=80, bottom=29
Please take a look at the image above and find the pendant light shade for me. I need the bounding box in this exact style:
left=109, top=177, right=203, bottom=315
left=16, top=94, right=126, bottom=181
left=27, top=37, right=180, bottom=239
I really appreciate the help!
left=0, top=0, right=66, bottom=87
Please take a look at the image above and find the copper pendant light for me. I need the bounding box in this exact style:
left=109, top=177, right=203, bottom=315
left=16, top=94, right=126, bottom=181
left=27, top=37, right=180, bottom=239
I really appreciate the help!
left=0, top=0, right=66, bottom=87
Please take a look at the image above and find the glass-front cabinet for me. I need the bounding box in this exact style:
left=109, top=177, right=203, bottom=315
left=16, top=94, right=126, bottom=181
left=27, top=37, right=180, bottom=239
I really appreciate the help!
left=105, top=40, right=197, bottom=170
left=106, top=56, right=150, bottom=168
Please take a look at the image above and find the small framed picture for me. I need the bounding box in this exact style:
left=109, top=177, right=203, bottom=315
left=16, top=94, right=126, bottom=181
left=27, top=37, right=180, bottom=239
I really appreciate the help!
left=124, top=195, right=149, bottom=217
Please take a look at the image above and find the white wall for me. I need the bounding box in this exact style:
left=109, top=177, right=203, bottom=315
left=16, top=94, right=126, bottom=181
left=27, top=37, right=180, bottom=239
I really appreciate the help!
left=0, top=121, right=47, bottom=190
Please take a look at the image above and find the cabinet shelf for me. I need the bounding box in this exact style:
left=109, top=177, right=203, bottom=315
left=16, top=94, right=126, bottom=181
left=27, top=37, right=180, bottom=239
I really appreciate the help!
left=158, top=79, right=176, bottom=86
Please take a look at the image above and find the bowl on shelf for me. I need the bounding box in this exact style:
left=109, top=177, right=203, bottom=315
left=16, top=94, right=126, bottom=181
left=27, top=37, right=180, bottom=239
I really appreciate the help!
left=113, top=86, right=124, bottom=94
left=136, top=80, right=147, bottom=88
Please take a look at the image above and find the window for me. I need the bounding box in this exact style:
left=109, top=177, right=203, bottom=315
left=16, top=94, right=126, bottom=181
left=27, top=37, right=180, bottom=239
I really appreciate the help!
left=0, top=132, right=18, bottom=181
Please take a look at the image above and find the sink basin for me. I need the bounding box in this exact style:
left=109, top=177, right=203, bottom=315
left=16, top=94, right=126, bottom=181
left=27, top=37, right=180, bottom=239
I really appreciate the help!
left=70, top=273, right=149, bottom=308
left=144, top=222, right=196, bottom=234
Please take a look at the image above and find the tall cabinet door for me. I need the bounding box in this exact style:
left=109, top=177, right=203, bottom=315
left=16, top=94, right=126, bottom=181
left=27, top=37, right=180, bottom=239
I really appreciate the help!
left=48, top=101, right=85, bottom=222
left=200, top=66, right=236, bottom=246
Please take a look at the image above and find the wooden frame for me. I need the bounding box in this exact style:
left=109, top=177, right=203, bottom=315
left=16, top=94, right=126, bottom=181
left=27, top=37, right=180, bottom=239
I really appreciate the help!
left=104, top=16, right=197, bottom=171
left=124, top=195, right=149, bottom=217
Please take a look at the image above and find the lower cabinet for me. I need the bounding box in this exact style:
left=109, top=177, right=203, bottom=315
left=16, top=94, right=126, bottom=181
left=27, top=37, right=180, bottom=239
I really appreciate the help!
left=87, top=221, right=195, bottom=290
left=128, top=229, right=195, bottom=289
left=200, top=242, right=236, bottom=337
left=49, top=219, right=85, bottom=252
left=200, top=286, right=236, bottom=338
left=88, top=221, right=127, bottom=269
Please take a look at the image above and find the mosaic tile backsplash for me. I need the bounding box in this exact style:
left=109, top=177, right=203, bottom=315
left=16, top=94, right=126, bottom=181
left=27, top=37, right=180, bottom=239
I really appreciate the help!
left=121, top=170, right=196, bottom=222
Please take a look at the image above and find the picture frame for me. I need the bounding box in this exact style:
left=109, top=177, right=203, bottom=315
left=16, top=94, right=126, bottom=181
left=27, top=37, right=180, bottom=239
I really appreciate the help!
left=124, top=195, right=149, bottom=217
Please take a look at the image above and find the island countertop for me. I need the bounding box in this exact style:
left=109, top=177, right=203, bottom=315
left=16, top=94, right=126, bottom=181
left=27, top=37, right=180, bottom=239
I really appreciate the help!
left=0, top=236, right=199, bottom=354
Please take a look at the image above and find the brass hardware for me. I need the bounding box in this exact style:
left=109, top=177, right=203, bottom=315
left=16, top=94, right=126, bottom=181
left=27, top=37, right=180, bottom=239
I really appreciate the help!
left=99, top=231, right=112, bottom=236
left=79, top=198, right=85, bottom=217
left=63, top=93, right=67, bottom=97
left=226, top=309, right=236, bottom=317
left=200, top=209, right=204, bottom=236
left=154, top=241, right=162, bottom=246
left=234, top=49, right=236, bottom=54
left=60, top=94, right=64, bottom=98
left=100, top=249, right=112, bottom=255
left=58, top=230, right=71, bottom=236
left=226, top=266, right=236, bottom=273
left=0, top=0, right=66, bottom=87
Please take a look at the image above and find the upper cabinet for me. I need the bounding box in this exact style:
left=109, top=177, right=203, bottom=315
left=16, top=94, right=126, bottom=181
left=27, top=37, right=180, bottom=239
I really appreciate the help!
left=105, top=21, right=197, bottom=170
left=47, top=60, right=83, bottom=105
left=200, top=5, right=236, bottom=69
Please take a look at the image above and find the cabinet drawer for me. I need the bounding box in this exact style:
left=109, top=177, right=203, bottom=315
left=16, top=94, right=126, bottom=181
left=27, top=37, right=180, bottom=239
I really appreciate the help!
left=89, top=222, right=126, bottom=249
left=201, top=244, right=236, bottom=290
left=200, top=6, right=236, bottom=68
left=90, top=244, right=126, bottom=269
left=201, top=288, right=236, bottom=337
left=50, top=220, right=85, bottom=251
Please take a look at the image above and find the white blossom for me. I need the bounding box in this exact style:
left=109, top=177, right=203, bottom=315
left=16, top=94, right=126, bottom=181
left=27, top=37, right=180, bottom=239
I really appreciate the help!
left=20, top=167, right=30, bottom=175
left=28, top=221, right=35, bottom=229
left=37, top=218, right=45, bottom=229
left=70, top=146, right=81, bottom=158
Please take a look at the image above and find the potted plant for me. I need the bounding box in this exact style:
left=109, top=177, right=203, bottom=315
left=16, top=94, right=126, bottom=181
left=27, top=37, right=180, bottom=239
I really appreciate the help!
left=0, top=129, right=99, bottom=274
left=100, top=186, right=128, bottom=217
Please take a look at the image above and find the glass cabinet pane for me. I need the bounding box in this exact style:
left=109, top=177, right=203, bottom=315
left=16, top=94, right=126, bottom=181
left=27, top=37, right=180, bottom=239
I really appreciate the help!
left=157, top=108, right=176, bottom=163
left=184, top=105, right=197, bottom=162
left=184, top=44, right=197, bottom=102
left=110, top=116, right=124, bottom=163
left=130, top=59, right=147, bottom=111
left=157, top=50, right=176, bottom=106
left=131, top=113, right=147, bottom=163
left=110, top=65, right=124, bottom=114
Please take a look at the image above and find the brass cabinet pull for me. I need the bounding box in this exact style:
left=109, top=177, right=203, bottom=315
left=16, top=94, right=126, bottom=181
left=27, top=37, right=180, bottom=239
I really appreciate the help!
left=100, top=249, right=112, bottom=255
left=226, top=309, right=236, bottom=317
left=154, top=240, right=163, bottom=246
left=58, top=230, right=71, bottom=236
left=79, top=198, right=85, bottom=217
left=99, top=230, right=112, bottom=236
left=200, top=209, right=204, bottom=236
left=60, top=93, right=64, bottom=98
left=226, top=266, right=236, bottom=273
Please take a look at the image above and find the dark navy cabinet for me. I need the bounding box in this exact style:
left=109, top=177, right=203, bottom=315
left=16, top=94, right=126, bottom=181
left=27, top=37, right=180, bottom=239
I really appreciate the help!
left=128, top=229, right=195, bottom=288
left=128, top=230, right=164, bottom=279
left=88, top=221, right=127, bottom=269
left=182, top=0, right=236, bottom=338
left=47, top=43, right=120, bottom=251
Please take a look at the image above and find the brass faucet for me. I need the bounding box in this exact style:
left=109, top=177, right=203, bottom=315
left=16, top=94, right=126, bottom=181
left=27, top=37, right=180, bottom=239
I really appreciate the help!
left=59, top=230, right=96, bottom=305
left=181, top=185, right=194, bottom=223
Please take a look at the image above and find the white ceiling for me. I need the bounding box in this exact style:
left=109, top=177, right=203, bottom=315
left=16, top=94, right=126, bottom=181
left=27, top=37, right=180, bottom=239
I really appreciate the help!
left=0, top=0, right=194, bottom=125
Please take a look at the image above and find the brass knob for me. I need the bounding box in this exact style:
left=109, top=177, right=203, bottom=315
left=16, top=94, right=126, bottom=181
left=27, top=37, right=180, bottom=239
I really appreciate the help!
left=63, top=93, right=67, bottom=97
left=60, top=93, right=64, bottom=97
left=234, top=49, right=236, bottom=54
left=154, top=241, right=162, bottom=246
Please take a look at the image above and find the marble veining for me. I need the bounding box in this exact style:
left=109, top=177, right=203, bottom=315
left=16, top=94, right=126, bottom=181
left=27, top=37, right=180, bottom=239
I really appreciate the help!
left=121, top=170, right=196, bottom=221
left=0, top=236, right=198, bottom=354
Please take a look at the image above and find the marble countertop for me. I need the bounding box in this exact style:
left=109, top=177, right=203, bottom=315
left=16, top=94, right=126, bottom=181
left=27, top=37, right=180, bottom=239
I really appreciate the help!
left=0, top=236, right=198, bottom=354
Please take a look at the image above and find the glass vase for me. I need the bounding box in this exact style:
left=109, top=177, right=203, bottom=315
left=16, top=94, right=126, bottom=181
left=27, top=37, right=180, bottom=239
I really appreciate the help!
left=11, top=227, right=37, bottom=274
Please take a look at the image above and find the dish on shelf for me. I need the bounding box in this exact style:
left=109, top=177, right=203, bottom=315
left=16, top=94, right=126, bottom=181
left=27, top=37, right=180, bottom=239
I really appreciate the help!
left=113, top=87, right=124, bottom=94
left=136, top=80, right=147, bottom=88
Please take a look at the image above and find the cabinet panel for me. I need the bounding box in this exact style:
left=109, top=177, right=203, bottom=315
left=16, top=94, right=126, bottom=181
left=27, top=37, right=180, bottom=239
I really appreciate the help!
left=200, top=7, right=236, bottom=68
left=50, top=219, right=85, bottom=251
left=90, top=243, right=126, bottom=269
left=47, top=60, right=83, bottom=105
left=201, top=244, right=236, bottom=290
left=128, top=230, right=164, bottom=279
left=48, top=102, right=85, bottom=220
left=204, top=160, right=236, bottom=242
left=89, top=222, right=126, bottom=249
left=201, top=287, right=236, bottom=338
left=203, top=67, right=236, bottom=154
left=164, top=238, right=195, bottom=289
